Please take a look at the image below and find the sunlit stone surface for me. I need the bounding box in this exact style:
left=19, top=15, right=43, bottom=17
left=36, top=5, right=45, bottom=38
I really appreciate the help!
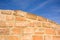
left=0, top=10, right=60, bottom=40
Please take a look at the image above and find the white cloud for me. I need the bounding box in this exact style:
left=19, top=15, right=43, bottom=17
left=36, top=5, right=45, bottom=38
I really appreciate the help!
left=30, top=1, right=48, bottom=12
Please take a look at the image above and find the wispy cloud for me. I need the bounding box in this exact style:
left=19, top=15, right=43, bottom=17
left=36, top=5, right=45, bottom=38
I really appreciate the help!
left=30, top=1, right=48, bottom=12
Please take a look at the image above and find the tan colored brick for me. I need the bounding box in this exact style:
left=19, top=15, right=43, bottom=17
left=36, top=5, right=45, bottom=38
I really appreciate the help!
left=15, top=16, right=26, bottom=21
left=26, top=13, right=37, bottom=20
left=28, top=22, right=36, bottom=27
left=0, top=14, right=6, bottom=21
left=13, top=12, right=19, bottom=16
left=45, top=28, right=56, bottom=35
left=6, top=21, right=15, bottom=27
left=57, top=30, right=60, bottom=35
left=14, top=10, right=27, bottom=17
left=32, top=36, right=43, bottom=40
left=44, top=35, right=52, bottom=40
left=6, top=15, right=14, bottom=21
left=37, top=16, right=47, bottom=21
left=15, top=21, right=29, bottom=27
left=53, top=36, right=60, bottom=40
left=0, top=21, right=7, bottom=28
left=11, top=28, right=22, bottom=35
left=7, top=36, right=19, bottom=40
left=21, top=34, right=32, bottom=40
left=36, top=22, right=42, bottom=27
left=11, top=26, right=24, bottom=35
left=34, top=27, right=45, bottom=35
left=42, top=22, right=52, bottom=28
left=0, top=28, right=9, bottom=35
left=15, top=26, right=26, bottom=29
left=48, top=20, right=56, bottom=25
left=28, top=21, right=42, bottom=27
left=23, top=27, right=34, bottom=34
left=0, top=36, right=7, bottom=40
left=35, top=31, right=44, bottom=35
left=1, top=10, right=12, bottom=15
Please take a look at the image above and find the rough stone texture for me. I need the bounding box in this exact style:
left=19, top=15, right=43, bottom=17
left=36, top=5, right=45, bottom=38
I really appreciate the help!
left=0, top=10, right=60, bottom=40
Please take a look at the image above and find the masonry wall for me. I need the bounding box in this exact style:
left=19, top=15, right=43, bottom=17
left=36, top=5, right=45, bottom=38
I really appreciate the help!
left=0, top=10, right=60, bottom=40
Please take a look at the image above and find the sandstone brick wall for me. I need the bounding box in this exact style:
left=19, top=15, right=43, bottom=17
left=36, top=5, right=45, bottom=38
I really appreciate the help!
left=0, top=10, right=60, bottom=40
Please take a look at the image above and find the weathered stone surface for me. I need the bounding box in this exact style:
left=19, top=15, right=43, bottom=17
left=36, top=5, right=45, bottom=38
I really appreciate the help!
left=53, top=36, right=60, bottom=40
left=26, top=13, right=37, bottom=20
left=0, top=28, right=9, bottom=35
left=37, top=16, right=47, bottom=22
left=0, top=10, right=60, bottom=40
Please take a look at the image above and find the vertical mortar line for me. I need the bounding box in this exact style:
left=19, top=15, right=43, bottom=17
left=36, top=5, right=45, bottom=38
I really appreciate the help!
left=50, top=35, right=53, bottom=40
left=4, top=35, right=6, bottom=40
left=18, top=11, right=26, bottom=40
left=51, top=35, right=54, bottom=40
left=4, top=10, right=8, bottom=40
left=12, top=10, right=21, bottom=36
left=43, top=35, right=45, bottom=40
left=52, top=24, right=58, bottom=35
left=8, top=11, right=14, bottom=35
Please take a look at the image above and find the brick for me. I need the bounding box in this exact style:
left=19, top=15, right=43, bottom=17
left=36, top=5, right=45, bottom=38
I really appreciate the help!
left=36, top=22, right=42, bottom=27
left=26, top=13, right=37, bottom=20
left=0, top=36, right=7, bottom=40
left=14, top=10, right=27, bottom=16
left=0, top=14, right=6, bottom=21
left=11, top=28, right=22, bottom=35
left=6, top=15, right=14, bottom=21
left=13, top=12, right=19, bottom=16
left=47, top=20, right=56, bottom=25
left=1, top=10, right=11, bottom=15
left=42, top=22, right=52, bottom=28
left=7, top=36, right=19, bottom=40
left=21, top=34, right=32, bottom=40
left=15, top=26, right=26, bottom=29
left=57, top=30, right=60, bottom=35
left=15, top=16, right=26, bottom=21
left=23, top=27, right=34, bottom=34
left=45, top=28, right=56, bottom=35
left=34, top=27, right=44, bottom=35
left=32, top=36, right=43, bottom=40
left=53, top=36, right=60, bottom=40
left=15, top=21, right=29, bottom=26
left=6, top=21, right=15, bottom=27
left=28, top=21, right=42, bottom=27
left=0, top=21, right=7, bottom=28
left=35, top=31, right=44, bottom=35
left=37, top=16, right=47, bottom=21
left=0, top=28, right=9, bottom=35
left=44, top=35, right=52, bottom=40
left=28, top=22, right=36, bottom=27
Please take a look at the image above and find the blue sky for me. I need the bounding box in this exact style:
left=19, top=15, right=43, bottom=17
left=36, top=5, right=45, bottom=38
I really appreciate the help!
left=0, top=0, right=60, bottom=24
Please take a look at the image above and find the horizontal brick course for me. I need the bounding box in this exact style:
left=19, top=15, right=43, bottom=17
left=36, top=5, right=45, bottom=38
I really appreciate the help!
left=53, top=36, right=60, bottom=40
left=15, top=16, right=26, bottom=21
left=45, top=28, right=56, bottom=35
left=37, top=16, right=47, bottom=22
left=7, top=36, right=19, bottom=40
left=26, top=13, right=37, bottom=20
left=0, top=28, right=9, bottom=35
left=0, top=36, right=7, bottom=40
left=32, top=36, right=43, bottom=40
